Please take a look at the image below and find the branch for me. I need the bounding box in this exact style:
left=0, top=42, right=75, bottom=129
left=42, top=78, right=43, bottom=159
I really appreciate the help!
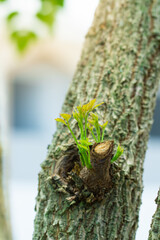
left=33, top=0, right=160, bottom=239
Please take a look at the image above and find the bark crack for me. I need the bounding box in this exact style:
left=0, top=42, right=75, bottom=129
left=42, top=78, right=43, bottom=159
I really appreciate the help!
left=148, top=0, right=155, bottom=45
left=137, top=45, right=160, bottom=128
left=131, top=0, right=155, bottom=100
left=93, top=0, right=117, bottom=99
left=130, top=16, right=143, bottom=99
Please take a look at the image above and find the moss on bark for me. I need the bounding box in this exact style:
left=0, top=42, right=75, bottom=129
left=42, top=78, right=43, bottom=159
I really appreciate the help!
left=33, top=0, right=160, bottom=239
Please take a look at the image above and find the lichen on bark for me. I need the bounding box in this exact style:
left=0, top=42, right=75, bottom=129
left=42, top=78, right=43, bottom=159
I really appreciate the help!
left=33, top=0, right=160, bottom=239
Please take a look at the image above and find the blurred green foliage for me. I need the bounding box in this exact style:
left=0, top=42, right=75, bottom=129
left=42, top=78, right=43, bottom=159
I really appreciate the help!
left=36, top=2, right=57, bottom=29
left=36, top=0, right=64, bottom=29
left=0, top=0, right=65, bottom=53
left=6, top=11, right=19, bottom=22
left=11, top=31, right=37, bottom=52
left=41, top=0, right=64, bottom=7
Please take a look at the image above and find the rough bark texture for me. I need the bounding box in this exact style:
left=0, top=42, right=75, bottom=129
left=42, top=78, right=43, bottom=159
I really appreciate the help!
left=0, top=146, right=11, bottom=240
left=33, top=0, right=160, bottom=239
left=148, top=189, right=160, bottom=240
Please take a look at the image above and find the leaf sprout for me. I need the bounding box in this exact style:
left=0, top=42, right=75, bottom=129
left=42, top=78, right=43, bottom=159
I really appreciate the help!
left=55, top=99, right=123, bottom=169
left=111, top=144, right=124, bottom=163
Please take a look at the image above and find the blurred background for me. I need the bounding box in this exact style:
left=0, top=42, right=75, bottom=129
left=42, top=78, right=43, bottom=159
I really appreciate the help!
left=0, top=0, right=159, bottom=239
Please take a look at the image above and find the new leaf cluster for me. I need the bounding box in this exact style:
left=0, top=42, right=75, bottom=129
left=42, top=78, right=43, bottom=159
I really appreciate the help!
left=55, top=99, right=123, bottom=169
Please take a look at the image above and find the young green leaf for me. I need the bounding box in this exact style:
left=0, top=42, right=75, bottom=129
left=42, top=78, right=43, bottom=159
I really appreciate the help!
left=60, top=113, right=71, bottom=121
left=92, top=102, right=104, bottom=110
left=82, top=99, right=96, bottom=113
left=55, top=118, right=67, bottom=125
left=111, top=144, right=124, bottom=163
left=100, top=121, right=108, bottom=129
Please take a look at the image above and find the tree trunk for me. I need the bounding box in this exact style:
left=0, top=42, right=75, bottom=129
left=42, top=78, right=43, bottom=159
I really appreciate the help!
left=148, top=189, right=160, bottom=240
left=33, top=0, right=160, bottom=239
left=0, top=146, right=11, bottom=240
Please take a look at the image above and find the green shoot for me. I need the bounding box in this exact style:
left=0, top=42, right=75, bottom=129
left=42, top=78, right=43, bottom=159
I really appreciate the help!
left=99, top=121, right=108, bottom=142
left=55, top=114, right=78, bottom=145
left=72, top=99, right=103, bottom=141
left=78, top=139, right=92, bottom=169
left=87, top=123, right=98, bottom=143
left=55, top=99, right=123, bottom=168
left=88, top=113, right=101, bottom=142
left=111, top=144, right=124, bottom=163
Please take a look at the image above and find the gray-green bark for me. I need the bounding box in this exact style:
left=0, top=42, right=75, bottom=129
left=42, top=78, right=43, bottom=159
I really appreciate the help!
left=33, top=0, right=160, bottom=239
left=0, top=146, right=11, bottom=240
left=148, top=189, right=160, bottom=240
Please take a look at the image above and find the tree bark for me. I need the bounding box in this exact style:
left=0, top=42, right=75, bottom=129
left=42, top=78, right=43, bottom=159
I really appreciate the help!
left=148, top=189, right=160, bottom=240
left=33, top=0, right=160, bottom=239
